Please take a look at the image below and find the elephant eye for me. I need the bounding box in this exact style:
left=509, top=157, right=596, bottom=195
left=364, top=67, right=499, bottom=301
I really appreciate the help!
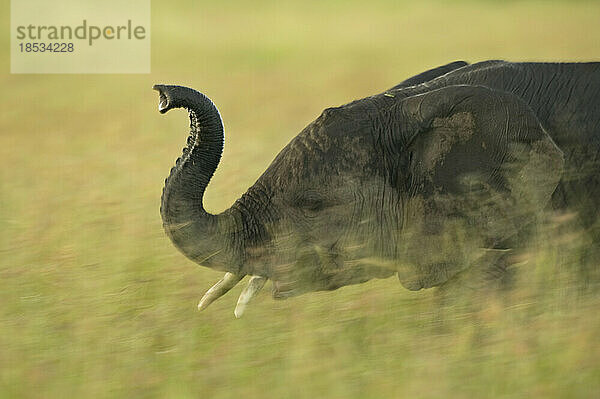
left=293, top=191, right=326, bottom=212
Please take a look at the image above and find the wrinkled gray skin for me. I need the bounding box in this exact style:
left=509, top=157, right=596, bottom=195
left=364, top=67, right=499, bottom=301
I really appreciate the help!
left=154, top=60, right=600, bottom=316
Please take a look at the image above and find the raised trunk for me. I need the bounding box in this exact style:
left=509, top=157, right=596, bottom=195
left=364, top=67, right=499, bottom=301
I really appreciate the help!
left=154, top=85, right=239, bottom=273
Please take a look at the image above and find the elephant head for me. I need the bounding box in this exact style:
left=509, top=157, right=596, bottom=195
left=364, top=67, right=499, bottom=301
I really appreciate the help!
left=153, top=83, right=563, bottom=317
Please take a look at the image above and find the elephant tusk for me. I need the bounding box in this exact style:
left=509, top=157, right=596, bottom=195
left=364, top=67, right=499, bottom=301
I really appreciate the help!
left=234, top=276, right=267, bottom=318
left=198, top=272, right=244, bottom=311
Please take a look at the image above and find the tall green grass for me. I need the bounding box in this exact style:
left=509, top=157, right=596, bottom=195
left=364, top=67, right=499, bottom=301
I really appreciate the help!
left=1, top=1, right=600, bottom=397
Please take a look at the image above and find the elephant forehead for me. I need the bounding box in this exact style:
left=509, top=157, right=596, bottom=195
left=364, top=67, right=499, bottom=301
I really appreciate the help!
left=267, top=134, right=373, bottom=181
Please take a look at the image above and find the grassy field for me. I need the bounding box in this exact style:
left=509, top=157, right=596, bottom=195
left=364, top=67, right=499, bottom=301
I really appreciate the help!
left=2, top=0, right=600, bottom=397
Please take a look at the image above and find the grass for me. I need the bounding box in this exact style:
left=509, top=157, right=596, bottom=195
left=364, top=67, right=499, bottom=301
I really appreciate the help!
left=1, top=0, right=600, bottom=397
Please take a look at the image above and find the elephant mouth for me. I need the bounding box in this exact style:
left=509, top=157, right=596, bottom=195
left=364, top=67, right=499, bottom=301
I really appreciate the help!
left=269, top=242, right=397, bottom=298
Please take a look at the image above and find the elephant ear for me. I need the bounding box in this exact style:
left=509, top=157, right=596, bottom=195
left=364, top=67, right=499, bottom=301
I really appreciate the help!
left=395, top=85, right=564, bottom=248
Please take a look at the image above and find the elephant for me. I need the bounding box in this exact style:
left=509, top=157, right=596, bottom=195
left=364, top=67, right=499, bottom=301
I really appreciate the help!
left=153, top=60, right=600, bottom=317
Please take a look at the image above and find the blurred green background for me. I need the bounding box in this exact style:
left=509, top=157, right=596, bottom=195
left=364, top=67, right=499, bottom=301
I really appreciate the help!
left=2, top=0, right=600, bottom=397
